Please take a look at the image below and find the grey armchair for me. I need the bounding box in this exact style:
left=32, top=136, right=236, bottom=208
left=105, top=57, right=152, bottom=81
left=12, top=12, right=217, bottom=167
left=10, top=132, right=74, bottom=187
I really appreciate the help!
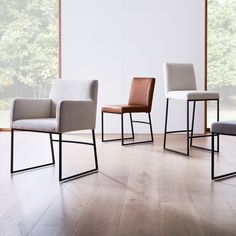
left=10, top=80, right=98, bottom=181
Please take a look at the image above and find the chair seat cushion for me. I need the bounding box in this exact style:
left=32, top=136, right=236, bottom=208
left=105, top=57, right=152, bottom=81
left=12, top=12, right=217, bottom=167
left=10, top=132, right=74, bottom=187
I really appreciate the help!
left=12, top=118, right=57, bottom=132
left=102, top=104, right=150, bottom=113
left=211, top=120, right=236, bottom=135
left=167, top=90, right=219, bottom=100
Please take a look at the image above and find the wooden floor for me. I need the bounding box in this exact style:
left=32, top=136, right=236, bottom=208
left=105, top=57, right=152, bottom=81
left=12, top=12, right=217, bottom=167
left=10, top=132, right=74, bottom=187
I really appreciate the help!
left=0, top=132, right=236, bottom=236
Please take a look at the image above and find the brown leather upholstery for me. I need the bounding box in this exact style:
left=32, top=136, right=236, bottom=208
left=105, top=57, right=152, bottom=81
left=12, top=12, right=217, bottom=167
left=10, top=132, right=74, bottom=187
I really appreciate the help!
left=102, top=104, right=150, bottom=113
left=102, top=77, right=155, bottom=113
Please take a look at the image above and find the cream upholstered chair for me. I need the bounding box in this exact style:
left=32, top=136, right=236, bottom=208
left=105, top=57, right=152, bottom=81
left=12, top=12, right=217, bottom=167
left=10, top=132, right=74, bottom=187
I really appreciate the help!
left=163, top=63, right=220, bottom=156
left=10, top=80, right=98, bottom=181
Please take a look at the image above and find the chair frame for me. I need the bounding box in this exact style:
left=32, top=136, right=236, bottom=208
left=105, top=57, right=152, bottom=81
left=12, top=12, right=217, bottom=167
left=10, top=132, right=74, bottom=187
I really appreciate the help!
left=211, top=132, right=236, bottom=180
left=10, top=128, right=98, bottom=182
left=101, top=111, right=154, bottom=146
left=164, top=98, right=220, bottom=156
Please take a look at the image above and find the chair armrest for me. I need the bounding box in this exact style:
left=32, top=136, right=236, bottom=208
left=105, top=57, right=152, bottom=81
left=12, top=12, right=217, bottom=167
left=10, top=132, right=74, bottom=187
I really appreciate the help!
left=56, top=100, right=97, bottom=133
left=11, top=98, right=52, bottom=123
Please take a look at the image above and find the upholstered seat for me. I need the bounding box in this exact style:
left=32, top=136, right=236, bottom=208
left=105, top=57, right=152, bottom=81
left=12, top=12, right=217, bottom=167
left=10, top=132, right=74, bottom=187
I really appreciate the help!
left=102, top=104, right=150, bottom=113
left=12, top=118, right=57, bottom=132
left=211, top=120, right=236, bottom=135
left=167, top=90, right=219, bottom=100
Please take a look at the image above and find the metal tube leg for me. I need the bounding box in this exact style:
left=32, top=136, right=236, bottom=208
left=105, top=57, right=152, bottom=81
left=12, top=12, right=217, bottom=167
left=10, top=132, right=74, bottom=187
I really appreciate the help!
left=187, top=101, right=190, bottom=156
left=59, top=133, right=62, bottom=181
left=101, top=111, right=104, bottom=142
left=121, top=113, right=124, bottom=146
left=129, top=113, right=135, bottom=139
left=10, top=129, right=14, bottom=173
left=211, top=132, right=215, bottom=180
left=163, top=98, right=169, bottom=149
left=217, top=99, right=220, bottom=152
left=148, top=113, right=154, bottom=142
left=49, top=133, right=55, bottom=164
left=190, top=101, right=196, bottom=146
left=92, top=129, right=98, bottom=170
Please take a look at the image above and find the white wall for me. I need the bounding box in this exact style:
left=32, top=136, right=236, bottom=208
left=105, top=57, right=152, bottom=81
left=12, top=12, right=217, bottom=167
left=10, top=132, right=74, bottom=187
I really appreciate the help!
left=61, top=0, right=205, bottom=133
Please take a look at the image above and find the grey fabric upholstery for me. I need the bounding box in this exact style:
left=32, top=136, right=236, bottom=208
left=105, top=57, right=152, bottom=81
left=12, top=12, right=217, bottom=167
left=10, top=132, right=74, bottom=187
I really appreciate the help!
left=167, top=90, right=219, bottom=100
left=11, top=99, right=52, bottom=121
left=211, top=120, right=236, bottom=135
left=11, top=80, right=98, bottom=133
left=12, top=118, right=57, bottom=132
left=164, top=63, right=197, bottom=93
left=57, top=100, right=97, bottom=132
left=164, top=63, right=219, bottom=101
left=50, top=80, right=98, bottom=117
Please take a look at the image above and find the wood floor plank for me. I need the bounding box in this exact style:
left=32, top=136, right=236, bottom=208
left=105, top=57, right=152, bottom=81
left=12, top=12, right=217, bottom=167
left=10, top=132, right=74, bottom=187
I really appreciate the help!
left=0, top=133, right=236, bottom=236
left=71, top=173, right=127, bottom=236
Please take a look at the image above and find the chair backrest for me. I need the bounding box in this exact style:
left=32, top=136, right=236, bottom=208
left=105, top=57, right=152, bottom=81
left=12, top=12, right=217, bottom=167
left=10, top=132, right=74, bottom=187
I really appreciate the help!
left=128, top=77, right=155, bottom=112
left=50, top=80, right=98, bottom=117
left=163, top=63, right=197, bottom=93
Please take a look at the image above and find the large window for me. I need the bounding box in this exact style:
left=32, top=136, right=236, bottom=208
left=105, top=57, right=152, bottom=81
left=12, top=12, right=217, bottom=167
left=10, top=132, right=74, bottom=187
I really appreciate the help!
left=208, top=0, right=236, bottom=126
left=0, top=0, right=58, bottom=128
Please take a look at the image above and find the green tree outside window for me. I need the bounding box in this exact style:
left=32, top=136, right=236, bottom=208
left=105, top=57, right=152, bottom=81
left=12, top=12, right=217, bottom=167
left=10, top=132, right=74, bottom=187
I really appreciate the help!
left=0, top=0, right=58, bottom=127
left=208, top=0, right=236, bottom=124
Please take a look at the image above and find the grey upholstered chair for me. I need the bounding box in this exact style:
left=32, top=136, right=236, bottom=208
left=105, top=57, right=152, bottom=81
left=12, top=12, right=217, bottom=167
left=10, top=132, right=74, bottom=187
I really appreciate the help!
left=163, top=63, right=220, bottom=156
left=211, top=121, right=236, bottom=180
left=10, top=80, right=98, bottom=181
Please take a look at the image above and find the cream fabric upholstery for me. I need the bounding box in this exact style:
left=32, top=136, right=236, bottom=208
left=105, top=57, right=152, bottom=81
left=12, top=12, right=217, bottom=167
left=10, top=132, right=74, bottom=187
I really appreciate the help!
left=12, top=118, right=57, bottom=132
left=167, top=91, right=219, bottom=100
left=164, top=63, right=219, bottom=100
left=164, top=63, right=197, bottom=93
left=164, top=63, right=219, bottom=101
left=56, top=100, right=97, bottom=132
left=11, top=80, right=98, bottom=133
left=11, top=99, right=51, bottom=121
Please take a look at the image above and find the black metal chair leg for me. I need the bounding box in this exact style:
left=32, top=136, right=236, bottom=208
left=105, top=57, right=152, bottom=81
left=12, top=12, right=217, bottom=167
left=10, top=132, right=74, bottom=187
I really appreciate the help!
left=129, top=113, right=135, bottom=139
left=59, top=130, right=99, bottom=182
left=211, top=132, right=236, bottom=180
left=92, top=129, right=99, bottom=170
left=190, top=101, right=196, bottom=146
left=164, top=99, right=190, bottom=156
left=10, top=130, right=55, bottom=174
left=164, top=98, right=219, bottom=156
left=49, top=133, right=55, bottom=164
left=163, top=98, right=169, bottom=149
left=148, top=113, right=154, bottom=142
left=217, top=99, right=220, bottom=152
left=102, top=112, right=134, bottom=143
left=58, top=133, right=62, bottom=181
left=211, top=132, right=214, bottom=180
left=10, top=129, right=14, bottom=173
left=101, top=111, right=104, bottom=142
left=121, top=113, right=124, bottom=146
left=187, top=101, right=190, bottom=156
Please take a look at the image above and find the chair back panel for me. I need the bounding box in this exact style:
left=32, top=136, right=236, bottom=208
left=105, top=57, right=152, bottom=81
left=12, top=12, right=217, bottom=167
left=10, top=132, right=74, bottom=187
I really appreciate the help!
left=164, top=63, right=197, bottom=93
left=50, top=80, right=98, bottom=117
left=128, top=77, right=155, bottom=112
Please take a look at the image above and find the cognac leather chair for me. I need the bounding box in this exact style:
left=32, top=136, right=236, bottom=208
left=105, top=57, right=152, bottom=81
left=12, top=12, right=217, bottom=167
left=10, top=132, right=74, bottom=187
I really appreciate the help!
left=101, top=77, right=155, bottom=145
